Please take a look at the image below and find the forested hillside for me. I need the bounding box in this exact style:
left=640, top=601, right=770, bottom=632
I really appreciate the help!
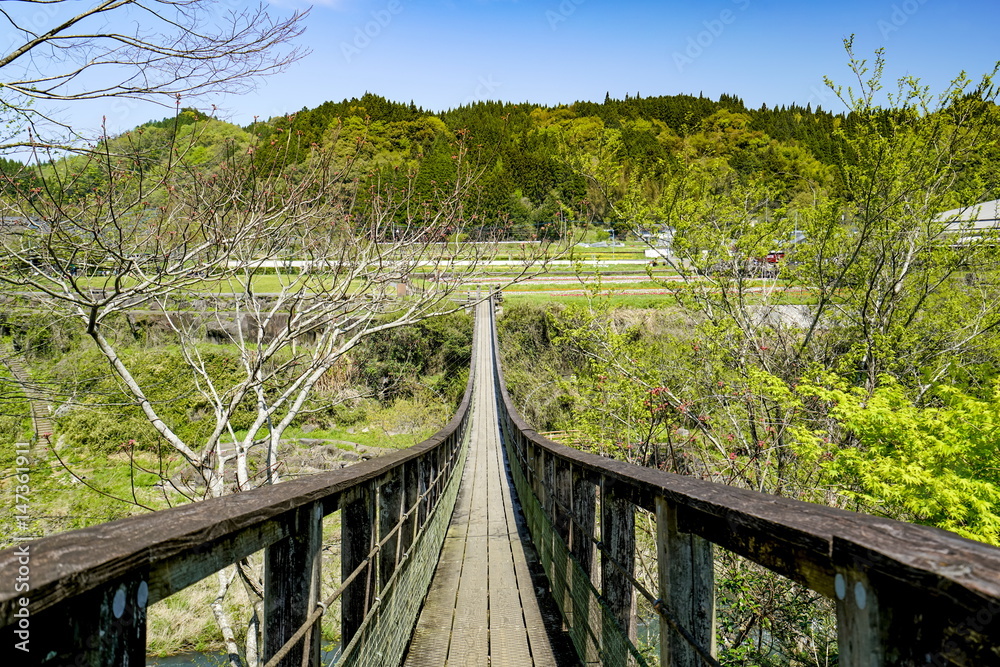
left=11, top=83, right=994, bottom=249
left=0, top=90, right=854, bottom=237
left=251, top=91, right=842, bottom=230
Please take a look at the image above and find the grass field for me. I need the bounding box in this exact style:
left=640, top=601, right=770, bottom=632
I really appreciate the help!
left=502, top=292, right=674, bottom=307
left=19, top=238, right=826, bottom=309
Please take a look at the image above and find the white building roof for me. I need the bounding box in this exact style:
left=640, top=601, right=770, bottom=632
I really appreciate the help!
left=936, top=199, right=1000, bottom=232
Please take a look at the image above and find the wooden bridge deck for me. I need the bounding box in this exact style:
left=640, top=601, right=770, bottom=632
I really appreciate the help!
left=403, top=301, right=574, bottom=666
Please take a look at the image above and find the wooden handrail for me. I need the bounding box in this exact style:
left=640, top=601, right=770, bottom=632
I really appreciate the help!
left=0, top=305, right=481, bottom=665
left=488, top=297, right=1000, bottom=666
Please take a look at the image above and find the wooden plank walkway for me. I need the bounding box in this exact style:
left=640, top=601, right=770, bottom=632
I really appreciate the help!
left=404, top=301, right=574, bottom=666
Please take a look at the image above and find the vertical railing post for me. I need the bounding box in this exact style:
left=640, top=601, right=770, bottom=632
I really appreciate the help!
left=554, top=460, right=573, bottom=622
left=601, top=477, right=636, bottom=658
left=571, top=468, right=598, bottom=663
left=523, top=439, right=534, bottom=491
left=400, top=460, right=419, bottom=557
left=655, top=497, right=715, bottom=667
left=426, top=448, right=438, bottom=510
left=834, top=560, right=884, bottom=666
left=571, top=469, right=597, bottom=578
left=553, top=460, right=573, bottom=541
left=509, top=423, right=518, bottom=465
left=417, top=453, right=430, bottom=525
left=516, top=429, right=526, bottom=472
left=35, top=575, right=149, bottom=665
left=524, top=440, right=535, bottom=493
left=437, top=442, right=448, bottom=498
left=526, top=442, right=544, bottom=565
left=543, top=449, right=557, bottom=574
left=446, top=431, right=457, bottom=476
left=341, top=482, right=375, bottom=647
left=378, top=471, right=403, bottom=594
left=265, top=501, right=322, bottom=667
left=429, top=448, right=440, bottom=509
left=533, top=443, right=545, bottom=503
left=544, top=449, right=556, bottom=517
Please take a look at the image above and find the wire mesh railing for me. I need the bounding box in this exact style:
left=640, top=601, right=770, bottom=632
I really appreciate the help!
left=257, top=433, right=469, bottom=667
left=505, top=425, right=650, bottom=666
left=333, top=425, right=469, bottom=667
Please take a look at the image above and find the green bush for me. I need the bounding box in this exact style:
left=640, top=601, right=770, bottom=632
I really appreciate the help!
left=58, top=409, right=161, bottom=452
left=356, top=312, right=473, bottom=402
left=331, top=400, right=370, bottom=427
left=49, top=344, right=261, bottom=451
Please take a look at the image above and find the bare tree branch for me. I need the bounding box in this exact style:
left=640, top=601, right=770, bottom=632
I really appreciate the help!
left=0, top=0, right=307, bottom=149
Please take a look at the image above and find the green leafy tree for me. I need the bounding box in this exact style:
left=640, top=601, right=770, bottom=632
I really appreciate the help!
left=794, top=374, right=1000, bottom=544
left=499, top=47, right=1000, bottom=666
left=791, top=42, right=1000, bottom=392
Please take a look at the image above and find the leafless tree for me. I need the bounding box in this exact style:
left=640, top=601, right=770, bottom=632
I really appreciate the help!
left=0, top=0, right=306, bottom=149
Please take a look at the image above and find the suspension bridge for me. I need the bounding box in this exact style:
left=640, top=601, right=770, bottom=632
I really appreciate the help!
left=2, top=297, right=1000, bottom=666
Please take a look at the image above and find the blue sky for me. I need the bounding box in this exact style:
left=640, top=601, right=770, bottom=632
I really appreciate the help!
left=231, top=0, right=999, bottom=119
left=10, top=0, right=1000, bottom=134
left=220, top=0, right=999, bottom=123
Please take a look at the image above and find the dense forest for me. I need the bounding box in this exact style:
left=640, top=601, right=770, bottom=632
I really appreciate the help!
left=0, top=89, right=853, bottom=238
left=244, top=90, right=841, bottom=228
left=252, top=90, right=846, bottom=232
left=11, top=83, right=988, bottom=245
left=11, top=82, right=994, bottom=243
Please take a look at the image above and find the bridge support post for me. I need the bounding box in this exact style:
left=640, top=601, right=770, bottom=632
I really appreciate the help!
left=378, top=470, right=403, bottom=592
left=601, top=479, right=636, bottom=660
left=512, top=427, right=527, bottom=475
left=435, top=440, right=447, bottom=503
left=342, top=482, right=375, bottom=647
left=34, top=574, right=148, bottom=665
left=417, top=452, right=431, bottom=526
left=400, top=460, right=419, bottom=558
left=571, top=470, right=599, bottom=664
left=571, top=470, right=596, bottom=578
left=833, top=535, right=1000, bottom=665
left=264, top=501, right=322, bottom=667
left=833, top=539, right=903, bottom=666
left=553, top=460, right=573, bottom=626
left=529, top=442, right=543, bottom=506
left=542, top=450, right=556, bottom=579
left=833, top=564, right=884, bottom=667
left=655, top=497, right=715, bottom=667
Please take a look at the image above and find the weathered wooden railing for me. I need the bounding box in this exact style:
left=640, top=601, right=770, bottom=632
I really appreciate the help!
left=488, top=299, right=1000, bottom=666
left=0, top=314, right=479, bottom=666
